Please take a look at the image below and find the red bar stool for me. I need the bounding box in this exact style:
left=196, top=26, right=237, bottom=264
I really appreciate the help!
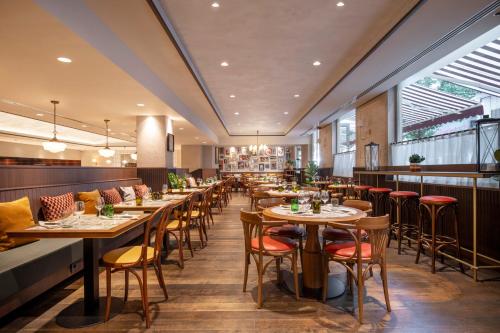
left=354, top=185, right=373, bottom=201
left=368, top=188, right=392, bottom=216
left=415, top=196, right=464, bottom=274
left=388, top=191, right=419, bottom=254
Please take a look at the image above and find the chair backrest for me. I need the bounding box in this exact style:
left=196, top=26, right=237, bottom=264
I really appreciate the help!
left=256, top=197, right=285, bottom=212
left=343, top=199, right=372, bottom=215
left=137, top=204, right=171, bottom=265
left=357, top=215, right=389, bottom=261
left=240, top=209, right=263, bottom=252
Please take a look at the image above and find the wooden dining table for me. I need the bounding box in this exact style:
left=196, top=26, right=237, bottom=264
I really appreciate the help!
left=263, top=205, right=366, bottom=298
left=113, top=196, right=187, bottom=213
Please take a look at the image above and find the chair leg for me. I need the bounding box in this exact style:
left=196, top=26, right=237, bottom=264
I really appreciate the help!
left=292, top=252, right=300, bottom=301
left=257, top=260, right=264, bottom=308
left=243, top=253, right=250, bottom=292
left=347, top=263, right=354, bottom=294
left=275, top=257, right=281, bottom=284
left=357, top=262, right=364, bottom=323
left=142, top=266, right=150, bottom=328
left=453, top=205, right=465, bottom=273
left=124, top=269, right=129, bottom=302
left=322, top=256, right=329, bottom=303
left=186, top=228, right=194, bottom=257
left=105, top=267, right=112, bottom=322
left=178, top=230, right=185, bottom=269
left=431, top=206, right=437, bottom=274
left=154, top=258, right=168, bottom=300
left=380, top=260, right=391, bottom=312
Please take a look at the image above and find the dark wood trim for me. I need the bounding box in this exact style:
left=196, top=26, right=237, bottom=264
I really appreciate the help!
left=0, top=178, right=141, bottom=192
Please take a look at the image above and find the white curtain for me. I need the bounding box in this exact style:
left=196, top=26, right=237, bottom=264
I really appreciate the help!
left=391, top=130, right=498, bottom=187
left=333, top=151, right=355, bottom=178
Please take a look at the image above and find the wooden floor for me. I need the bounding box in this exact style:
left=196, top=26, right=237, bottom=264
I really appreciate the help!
left=2, top=193, right=500, bottom=332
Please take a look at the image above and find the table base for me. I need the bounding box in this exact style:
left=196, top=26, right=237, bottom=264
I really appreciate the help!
left=56, top=297, right=124, bottom=328
left=281, top=270, right=346, bottom=299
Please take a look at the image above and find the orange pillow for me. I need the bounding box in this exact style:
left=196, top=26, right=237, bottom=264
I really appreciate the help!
left=78, top=190, right=101, bottom=214
left=0, top=197, right=38, bottom=251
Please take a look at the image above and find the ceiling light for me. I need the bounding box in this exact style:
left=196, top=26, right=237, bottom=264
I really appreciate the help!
left=136, top=103, right=145, bottom=107
left=337, top=2, right=345, bottom=7
left=293, top=94, right=300, bottom=98
left=179, top=127, right=184, bottom=130
left=105, top=159, right=112, bottom=164
left=284, top=112, right=289, bottom=115
left=57, top=57, right=72, bottom=63
left=211, top=2, right=220, bottom=8
left=277, top=122, right=281, bottom=125
left=234, top=112, right=239, bottom=115
left=81, top=124, right=88, bottom=128
left=42, top=100, right=67, bottom=153
left=36, top=113, right=44, bottom=117
left=220, top=61, right=229, bottom=67
left=313, top=60, right=321, bottom=66
left=202, top=141, right=207, bottom=144
left=229, top=94, right=236, bottom=98
left=195, top=136, right=199, bottom=140
left=98, top=119, right=115, bottom=158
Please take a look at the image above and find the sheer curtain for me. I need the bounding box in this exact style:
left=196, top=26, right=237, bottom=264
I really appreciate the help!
left=391, top=130, right=498, bottom=187
left=333, top=151, right=355, bottom=178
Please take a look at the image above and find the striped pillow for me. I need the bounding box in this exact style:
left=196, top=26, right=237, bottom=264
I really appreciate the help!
left=100, top=188, right=122, bottom=204
left=40, top=193, right=75, bottom=221
left=119, top=186, right=136, bottom=202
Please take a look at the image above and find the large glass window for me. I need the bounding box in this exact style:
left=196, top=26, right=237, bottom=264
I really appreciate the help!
left=337, top=110, right=356, bottom=153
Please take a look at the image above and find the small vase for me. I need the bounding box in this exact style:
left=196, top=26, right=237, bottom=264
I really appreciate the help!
left=410, top=163, right=421, bottom=172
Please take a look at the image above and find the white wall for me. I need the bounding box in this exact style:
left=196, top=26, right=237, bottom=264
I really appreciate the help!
left=0, top=141, right=82, bottom=160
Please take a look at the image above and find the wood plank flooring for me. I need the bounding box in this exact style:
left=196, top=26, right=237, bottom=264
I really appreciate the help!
left=2, top=193, right=500, bottom=332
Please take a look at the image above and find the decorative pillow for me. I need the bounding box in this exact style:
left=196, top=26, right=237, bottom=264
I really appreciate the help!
left=100, top=188, right=122, bottom=205
left=40, top=192, right=75, bottom=221
left=133, top=184, right=149, bottom=198
left=187, top=177, right=197, bottom=187
left=119, top=186, right=136, bottom=202
left=78, top=190, right=101, bottom=214
left=0, top=197, right=38, bottom=251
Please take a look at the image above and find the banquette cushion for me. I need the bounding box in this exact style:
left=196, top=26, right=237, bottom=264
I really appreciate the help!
left=40, top=192, right=75, bottom=221
left=0, top=197, right=38, bottom=251
left=100, top=188, right=122, bottom=205
left=187, top=177, right=197, bottom=188
left=133, top=184, right=149, bottom=198
left=119, top=186, right=136, bottom=202
left=77, top=190, right=101, bottom=214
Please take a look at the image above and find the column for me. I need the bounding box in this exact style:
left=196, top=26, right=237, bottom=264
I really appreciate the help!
left=136, top=116, right=174, bottom=168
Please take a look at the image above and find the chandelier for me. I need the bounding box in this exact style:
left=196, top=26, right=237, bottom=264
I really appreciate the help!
left=98, top=119, right=115, bottom=158
left=248, top=130, right=266, bottom=154
left=42, top=100, right=67, bottom=153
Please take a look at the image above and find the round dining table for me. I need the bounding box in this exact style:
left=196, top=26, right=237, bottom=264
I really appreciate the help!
left=263, top=205, right=366, bottom=298
left=266, top=190, right=303, bottom=198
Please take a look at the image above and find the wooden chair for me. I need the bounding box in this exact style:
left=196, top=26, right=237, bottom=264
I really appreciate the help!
left=322, top=215, right=391, bottom=323
left=211, top=183, right=224, bottom=214
left=187, top=189, right=209, bottom=247
left=251, top=190, right=270, bottom=211
left=240, top=210, right=300, bottom=308
left=166, top=194, right=195, bottom=268
left=103, top=205, right=172, bottom=328
left=322, top=200, right=372, bottom=247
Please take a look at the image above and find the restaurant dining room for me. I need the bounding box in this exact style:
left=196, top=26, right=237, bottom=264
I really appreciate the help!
left=1, top=0, right=500, bottom=332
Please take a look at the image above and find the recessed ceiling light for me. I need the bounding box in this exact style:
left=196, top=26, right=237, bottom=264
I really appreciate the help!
left=179, top=127, right=184, bottom=130
left=136, top=103, right=145, bottom=107
left=202, top=141, right=207, bottom=144
left=237, top=122, right=241, bottom=126
left=229, top=94, right=236, bottom=98
left=211, top=2, right=220, bottom=8
left=234, top=112, right=239, bottom=115
left=313, top=60, right=321, bottom=66
left=220, top=61, right=229, bottom=67
left=293, top=94, right=300, bottom=98
left=337, top=2, right=345, bottom=7
left=111, top=132, right=116, bottom=135
left=36, top=113, right=44, bottom=117
left=284, top=111, right=289, bottom=115
left=195, top=136, right=199, bottom=140
left=107, top=128, right=111, bottom=132
left=81, top=124, right=88, bottom=128
left=57, top=57, right=72, bottom=63
left=277, top=122, right=281, bottom=125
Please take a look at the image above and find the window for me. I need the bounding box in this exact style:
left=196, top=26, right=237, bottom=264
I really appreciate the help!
left=337, top=110, right=356, bottom=153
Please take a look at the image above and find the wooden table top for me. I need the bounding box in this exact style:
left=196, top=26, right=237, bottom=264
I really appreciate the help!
left=262, top=205, right=366, bottom=225
left=114, top=197, right=185, bottom=212
left=7, top=213, right=150, bottom=239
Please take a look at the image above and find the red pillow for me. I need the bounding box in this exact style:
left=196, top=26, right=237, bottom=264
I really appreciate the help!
left=133, top=184, right=149, bottom=198
left=40, top=193, right=75, bottom=221
left=100, top=188, right=122, bottom=204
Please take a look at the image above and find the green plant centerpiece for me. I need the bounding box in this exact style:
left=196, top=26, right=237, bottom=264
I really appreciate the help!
left=409, top=154, right=425, bottom=172
left=168, top=172, right=179, bottom=189
left=304, top=161, right=319, bottom=184
left=102, top=204, right=114, bottom=218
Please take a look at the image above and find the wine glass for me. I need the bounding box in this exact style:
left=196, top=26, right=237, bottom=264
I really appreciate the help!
left=161, top=184, right=168, bottom=197
left=321, top=190, right=329, bottom=205
left=95, top=197, right=104, bottom=217
left=74, top=201, right=85, bottom=219
left=298, top=191, right=306, bottom=211
left=303, top=192, right=311, bottom=211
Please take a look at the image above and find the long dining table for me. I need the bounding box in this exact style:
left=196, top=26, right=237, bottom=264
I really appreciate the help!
left=263, top=204, right=366, bottom=298
left=7, top=198, right=185, bottom=328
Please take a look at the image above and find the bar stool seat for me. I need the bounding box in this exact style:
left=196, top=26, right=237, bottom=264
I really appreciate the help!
left=354, top=185, right=373, bottom=191
left=369, top=187, right=392, bottom=193
left=354, top=185, right=373, bottom=200
left=389, top=191, right=419, bottom=198
left=420, top=195, right=457, bottom=205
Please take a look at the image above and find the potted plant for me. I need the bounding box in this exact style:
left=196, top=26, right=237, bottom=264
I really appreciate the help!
left=304, top=161, right=319, bottom=183
left=409, top=154, right=425, bottom=172
left=168, top=172, right=179, bottom=189
left=285, top=159, right=295, bottom=170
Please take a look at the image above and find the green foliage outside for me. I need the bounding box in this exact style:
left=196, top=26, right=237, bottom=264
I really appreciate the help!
left=403, top=126, right=438, bottom=141
left=416, top=77, right=477, bottom=100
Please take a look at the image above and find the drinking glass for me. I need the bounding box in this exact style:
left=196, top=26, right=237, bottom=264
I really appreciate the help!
left=95, top=197, right=105, bottom=217
left=74, top=201, right=85, bottom=219
left=290, top=198, right=299, bottom=213
left=312, top=192, right=321, bottom=214
left=298, top=191, right=306, bottom=211
left=161, top=184, right=168, bottom=199
left=332, top=197, right=339, bottom=207
left=321, top=190, right=329, bottom=205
